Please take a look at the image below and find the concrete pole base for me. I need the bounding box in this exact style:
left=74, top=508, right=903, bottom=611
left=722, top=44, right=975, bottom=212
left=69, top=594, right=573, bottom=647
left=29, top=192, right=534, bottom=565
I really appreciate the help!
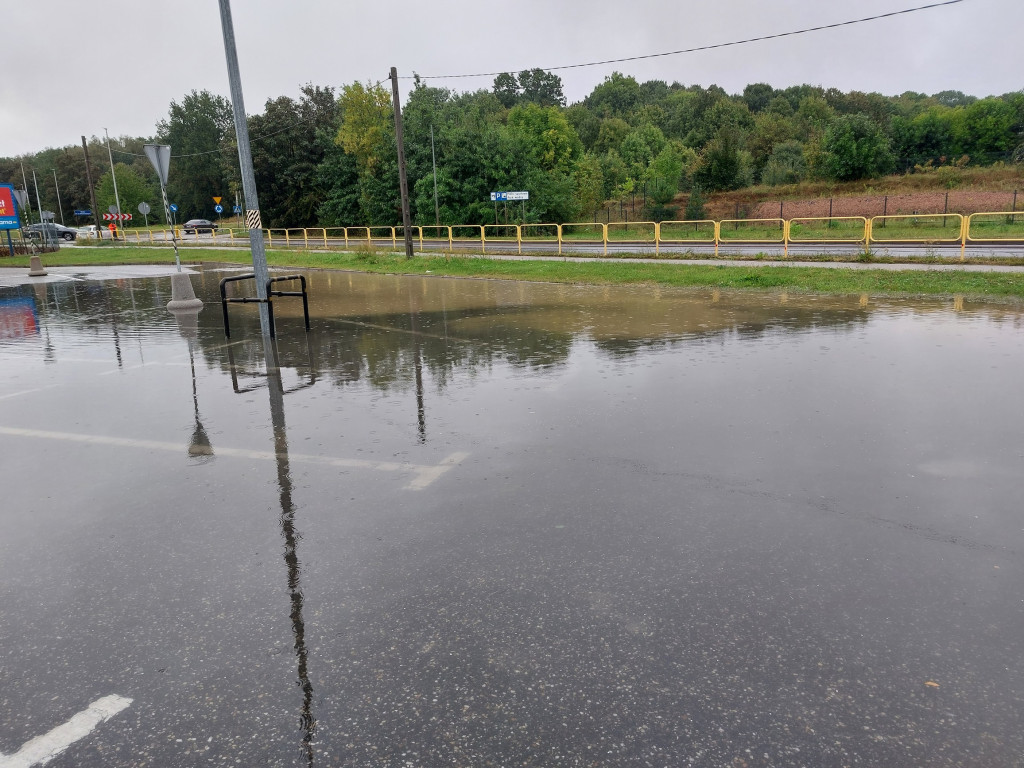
left=166, top=271, right=203, bottom=311
left=28, top=256, right=47, bottom=276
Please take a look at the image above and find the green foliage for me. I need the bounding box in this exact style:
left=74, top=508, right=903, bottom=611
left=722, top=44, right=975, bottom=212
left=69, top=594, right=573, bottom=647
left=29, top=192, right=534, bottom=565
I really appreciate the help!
left=156, top=90, right=235, bottom=221
left=693, top=128, right=744, bottom=191
left=573, top=153, right=604, bottom=219
left=761, top=141, right=807, bottom=186
left=683, top=185, right=707, bottom=221
left=251, top=85, right=339, bottom=228
left=507, top=103, right=582, bottom=173
left=492, top=69, right=565, bottom=108
left=96, top=164, right=159, bottom=224
left=819, top=114, right=895, bottom=181
left=647, top=144, right=684, bottom=204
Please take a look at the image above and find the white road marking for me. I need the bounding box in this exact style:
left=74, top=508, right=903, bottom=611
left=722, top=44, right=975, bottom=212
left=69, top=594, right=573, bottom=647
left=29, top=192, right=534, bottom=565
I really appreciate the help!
left=0, top=426, right=468, bottom=490
left=0, top=694, right=132, bottom=768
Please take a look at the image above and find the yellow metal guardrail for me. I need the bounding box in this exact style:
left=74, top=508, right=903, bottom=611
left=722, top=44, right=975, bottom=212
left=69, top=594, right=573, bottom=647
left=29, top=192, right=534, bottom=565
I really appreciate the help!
left=106, top=212, right=1024, bottom=262
left=966, top=212, right=1024, bottom=243
left=788, top=216, right=869, bottom=254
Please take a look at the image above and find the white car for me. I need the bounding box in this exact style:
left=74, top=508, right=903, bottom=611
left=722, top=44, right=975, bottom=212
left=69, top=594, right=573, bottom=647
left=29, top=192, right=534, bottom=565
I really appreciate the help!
left=77, top=225, right=99, bottom=239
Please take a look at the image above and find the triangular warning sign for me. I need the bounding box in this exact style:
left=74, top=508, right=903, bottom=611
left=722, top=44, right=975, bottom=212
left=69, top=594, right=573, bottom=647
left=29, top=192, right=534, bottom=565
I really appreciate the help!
left=213, top=196, right=222, bottom=204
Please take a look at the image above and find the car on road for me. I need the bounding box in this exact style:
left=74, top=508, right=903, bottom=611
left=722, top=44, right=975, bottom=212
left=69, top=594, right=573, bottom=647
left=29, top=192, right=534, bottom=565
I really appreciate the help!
left=25, top=222, right=77, bottom=241
left=77, top=224, right=99, bottom=239
left=183, top=219, right=217, bottom=234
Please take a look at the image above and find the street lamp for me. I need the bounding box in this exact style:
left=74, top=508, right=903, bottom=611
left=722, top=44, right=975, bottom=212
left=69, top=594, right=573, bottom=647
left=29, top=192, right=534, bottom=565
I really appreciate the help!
left=51, top=169, right=65, bottom=226
left=103, top=128, right=123, bottom=224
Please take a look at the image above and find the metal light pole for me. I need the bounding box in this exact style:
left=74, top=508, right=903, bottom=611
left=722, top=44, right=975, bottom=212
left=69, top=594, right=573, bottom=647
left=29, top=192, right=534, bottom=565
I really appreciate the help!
left=27, top=170, right=48, bottom=275
left=431, top=124, right=440, bottom=227
left=52, top=169, right=65, bottom=225
left=20, top=164, right=33, bottom=225
left=103, top=128, right=123, bottom=222
left=217, top=0, right=271, bottom=338
left=31, top=170, right=51, bottom=246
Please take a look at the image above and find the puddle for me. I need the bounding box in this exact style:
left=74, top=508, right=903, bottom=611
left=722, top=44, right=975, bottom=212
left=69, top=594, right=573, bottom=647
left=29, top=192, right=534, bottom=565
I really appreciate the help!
left=1, top=265, right=1023, bottom=767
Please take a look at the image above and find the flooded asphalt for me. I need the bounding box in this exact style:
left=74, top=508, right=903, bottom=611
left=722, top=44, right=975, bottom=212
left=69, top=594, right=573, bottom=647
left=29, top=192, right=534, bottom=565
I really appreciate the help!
left=0, top=264, right=1022, bottom=767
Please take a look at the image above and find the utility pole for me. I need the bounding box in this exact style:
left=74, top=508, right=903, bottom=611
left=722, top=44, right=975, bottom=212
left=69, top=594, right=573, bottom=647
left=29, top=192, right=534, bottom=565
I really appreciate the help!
left=389, top=66, right=414, bottom=259
left=431, top=124, right=440, bottom=227
left=103, top=128, right=122, bottom=221
left=217, top=0, right=271, bottom=337
left=82, top=136, right=101, bottom=231
left=52, top=169, right=65, bottom=225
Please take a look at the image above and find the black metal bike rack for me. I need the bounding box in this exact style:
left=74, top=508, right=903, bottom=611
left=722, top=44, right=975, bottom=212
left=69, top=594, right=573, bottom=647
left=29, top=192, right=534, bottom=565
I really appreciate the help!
left=220, top=273, right=310, bottom=338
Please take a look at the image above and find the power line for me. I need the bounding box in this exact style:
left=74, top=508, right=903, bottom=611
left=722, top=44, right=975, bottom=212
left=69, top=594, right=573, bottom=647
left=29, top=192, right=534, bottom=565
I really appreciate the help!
left=403, top=0, right=965, bottom=80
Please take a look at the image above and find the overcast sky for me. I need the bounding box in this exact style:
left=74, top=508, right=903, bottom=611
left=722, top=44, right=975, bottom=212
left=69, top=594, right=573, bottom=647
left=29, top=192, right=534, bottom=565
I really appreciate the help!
left=1, top=0, right=1020, bottom=158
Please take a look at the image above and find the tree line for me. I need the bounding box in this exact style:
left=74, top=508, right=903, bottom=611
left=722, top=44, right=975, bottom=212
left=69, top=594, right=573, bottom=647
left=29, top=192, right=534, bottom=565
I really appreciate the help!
left=3, top=71, right=1022, bottom=228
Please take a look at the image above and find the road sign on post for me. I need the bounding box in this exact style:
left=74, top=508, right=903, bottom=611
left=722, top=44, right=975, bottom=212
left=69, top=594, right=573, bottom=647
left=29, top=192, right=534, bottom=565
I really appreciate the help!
left=74, top=209, right=92, bottom=216
left=144, top=143, right=201, bottom=310
left=214, top=204, right=223, bottom=213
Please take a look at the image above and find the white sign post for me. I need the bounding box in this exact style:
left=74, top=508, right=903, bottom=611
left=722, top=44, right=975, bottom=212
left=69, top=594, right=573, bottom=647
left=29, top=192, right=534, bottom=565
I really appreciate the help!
left=144, top=144, right=202, bottom=310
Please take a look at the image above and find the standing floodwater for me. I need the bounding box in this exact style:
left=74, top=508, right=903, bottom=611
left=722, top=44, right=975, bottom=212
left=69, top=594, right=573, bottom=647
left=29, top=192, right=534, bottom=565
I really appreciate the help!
left=1, top=265, right=1022, bottom=767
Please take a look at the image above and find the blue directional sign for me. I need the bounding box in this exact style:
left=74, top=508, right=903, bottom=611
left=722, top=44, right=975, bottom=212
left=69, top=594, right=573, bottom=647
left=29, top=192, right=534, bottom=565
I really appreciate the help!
left=169, top=203, right=179, bottom=213
left=73, top=209, right=92, bottom=216
left=214, top=204, right=223, bottom=214
left=233, top=205, right=242, bottom=214
left=490, top=191, right=508, bottom=202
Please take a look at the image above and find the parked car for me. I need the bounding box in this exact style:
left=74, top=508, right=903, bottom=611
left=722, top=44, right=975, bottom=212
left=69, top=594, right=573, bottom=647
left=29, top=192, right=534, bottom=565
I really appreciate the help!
left=77, top=224, right=99, bottom=239
left=183, top=219, right=217, bottom=234
left=25, top=222, right=77, bottom=241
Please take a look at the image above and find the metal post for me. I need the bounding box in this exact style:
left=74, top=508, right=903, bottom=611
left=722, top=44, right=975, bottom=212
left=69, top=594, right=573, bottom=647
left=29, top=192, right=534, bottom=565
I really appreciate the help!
left=103, top=128, right=122, bottom=222
left=431, top=124, right=440, bottom=227
left=218, top=0, right=271, bottom=337
left=1013, top=189, right=1017, bottom=213
left=389, top=66, right=414, bottom=260
left=52, top=170, right=65, bottom=225
left=31, top=170, right=51, bottom=247
left=20, top=164, right=33, bottom=225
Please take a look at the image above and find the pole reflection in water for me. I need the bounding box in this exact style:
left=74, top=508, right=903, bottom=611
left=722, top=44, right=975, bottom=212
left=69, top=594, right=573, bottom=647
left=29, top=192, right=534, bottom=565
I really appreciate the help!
left=411, top=310, right=426, bottom=445
left=266, top=344, right=317, bottom=766
left=173, top=308, right=214, bottom=460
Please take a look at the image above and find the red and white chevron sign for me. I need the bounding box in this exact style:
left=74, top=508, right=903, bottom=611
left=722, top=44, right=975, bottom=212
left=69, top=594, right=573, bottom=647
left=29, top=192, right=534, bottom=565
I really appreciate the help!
left=102, top=213, right=132, bottom=221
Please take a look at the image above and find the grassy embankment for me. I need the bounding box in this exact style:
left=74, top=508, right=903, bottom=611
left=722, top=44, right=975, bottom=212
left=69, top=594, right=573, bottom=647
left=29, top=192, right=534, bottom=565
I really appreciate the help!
left=6, top=245, right=1024, bottom=300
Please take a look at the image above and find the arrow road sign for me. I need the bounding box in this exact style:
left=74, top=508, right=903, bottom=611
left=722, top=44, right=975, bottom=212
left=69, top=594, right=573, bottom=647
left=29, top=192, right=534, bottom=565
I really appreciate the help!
left=102, top=213, right=132, bottom=221
left=169, top=204, right=179, bottom=213
left=214, top=204, right=223, bottom=214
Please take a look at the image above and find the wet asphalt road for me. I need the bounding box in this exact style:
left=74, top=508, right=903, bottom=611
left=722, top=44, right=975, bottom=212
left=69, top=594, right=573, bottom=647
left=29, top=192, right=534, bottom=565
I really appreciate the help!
left=0, top=265, right=1022, bottom=767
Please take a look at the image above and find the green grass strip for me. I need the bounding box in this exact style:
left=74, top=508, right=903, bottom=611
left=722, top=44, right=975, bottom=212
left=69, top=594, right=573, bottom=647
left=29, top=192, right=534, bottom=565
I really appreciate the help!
left=5, top=245, right=1024, bottom=299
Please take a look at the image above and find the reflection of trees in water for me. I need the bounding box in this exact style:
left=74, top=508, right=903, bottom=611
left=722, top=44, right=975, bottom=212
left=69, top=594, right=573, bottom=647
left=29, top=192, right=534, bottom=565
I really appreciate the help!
left=20, top=273, right=1024, bottom=395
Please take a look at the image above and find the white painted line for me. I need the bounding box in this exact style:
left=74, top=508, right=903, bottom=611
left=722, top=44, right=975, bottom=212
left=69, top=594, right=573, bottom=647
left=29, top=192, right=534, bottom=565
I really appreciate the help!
left=0, top=694, right=132, bottom=768
left=0, top=426, right=468, bottom=490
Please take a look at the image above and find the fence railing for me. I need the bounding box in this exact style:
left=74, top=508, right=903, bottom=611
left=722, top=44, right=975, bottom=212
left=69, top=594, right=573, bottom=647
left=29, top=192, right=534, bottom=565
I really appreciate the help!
left=81, top=211, right=1024, bottom=260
